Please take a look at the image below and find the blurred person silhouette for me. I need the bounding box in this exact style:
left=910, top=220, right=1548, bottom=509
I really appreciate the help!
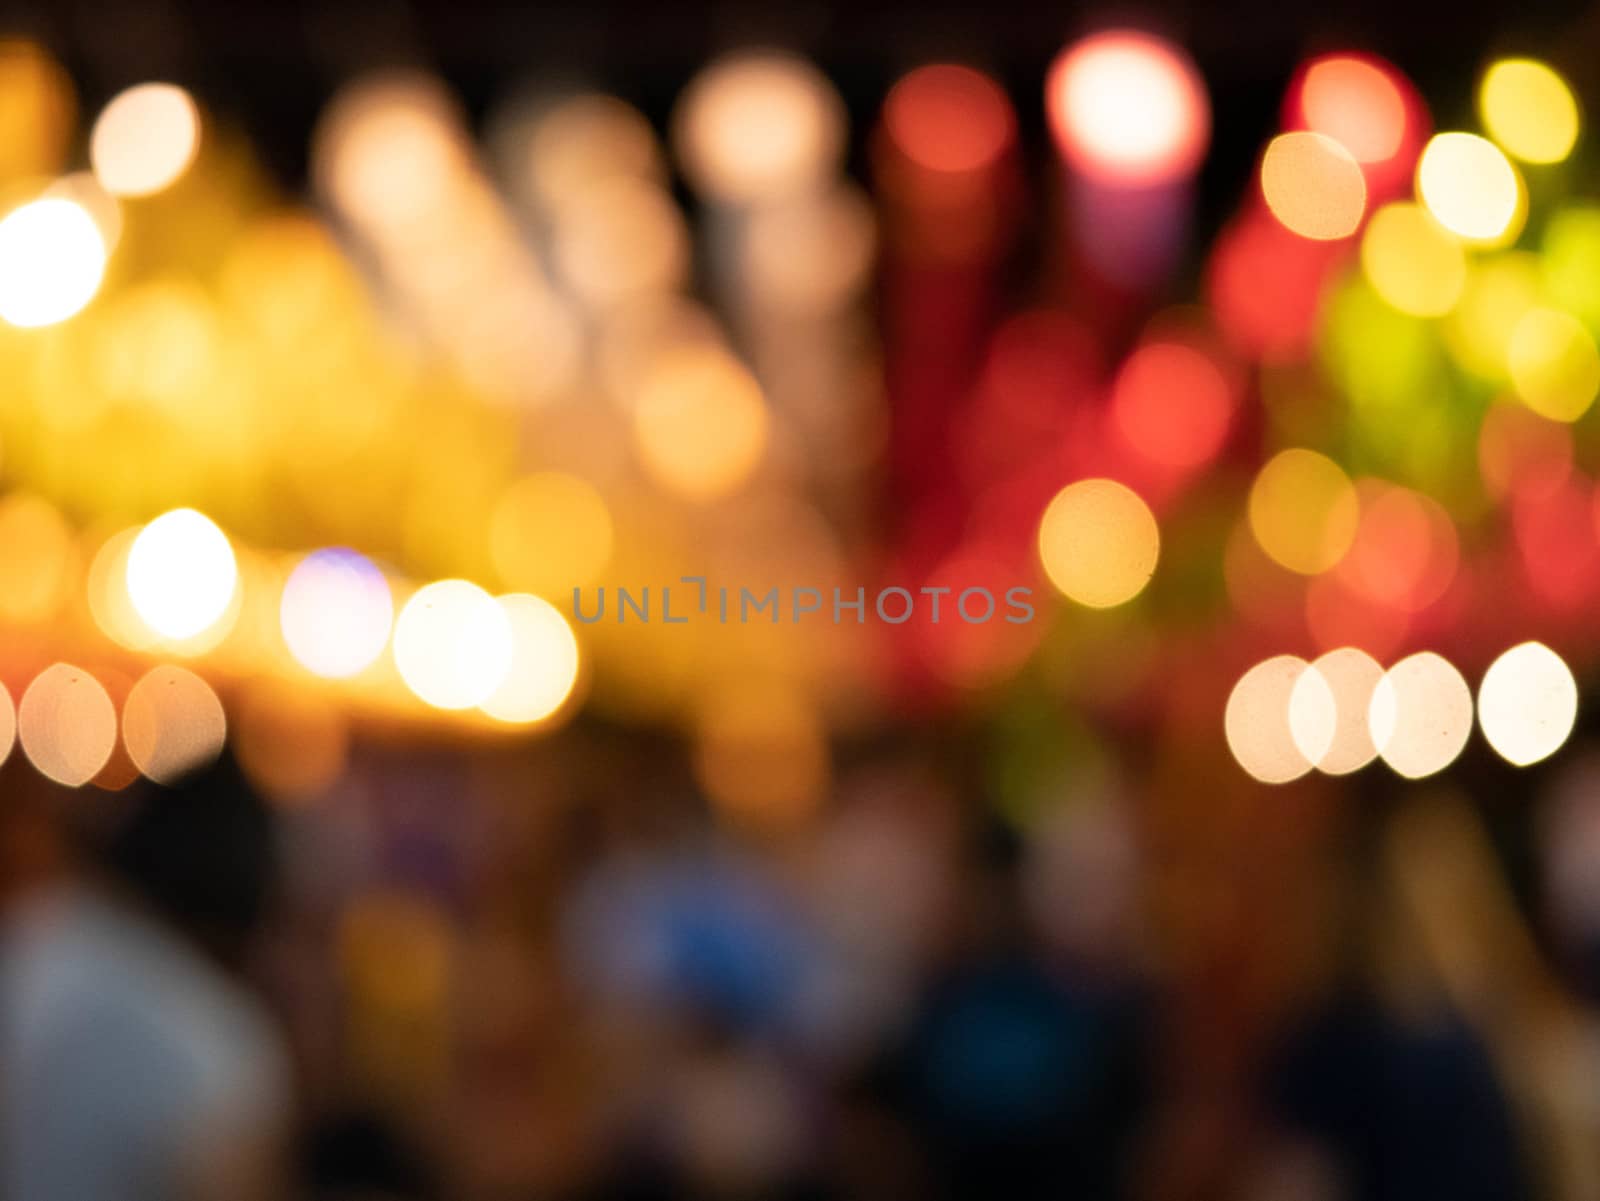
left=1260, top=797, right=1534, bottom=1201
left=859, top=805, right=1153, bottom=1201
left=0, top=751, right=292, bottom=1201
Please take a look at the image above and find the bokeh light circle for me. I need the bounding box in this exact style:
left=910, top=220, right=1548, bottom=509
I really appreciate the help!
left=1037, top=479, right=1160, bottom=608
left=393, top=580, right=513, bottom=710
left=1299, top=55, right=1408, bottom=164
left=1478, top=641, right=1578, bottom=767
left=90, top=82, right=200, bottom=197
left=1361, top=202, right=1465, bottom=316
left=1297, top=647, right=1385, bottom=774
left=1416, top=132, right=1524, bottom=245
left=1480, top=59, right=1579, bottom=165
left=1369, top=652, right=1473, bottom=779
left=479, top=593, right=582, bottom=725
left=1227, top=655, right=1320, bottom=784
left=17, top=664, right=117, bottom=787
left=1046, top=30, right=1209, bottom=186
left=1248, top=449, right=1359, bottom=575
left=280, top=548, right=394, bottom=679
left=122, top=665, right=227, bottom=784
left=0, top=198, right=106, bottom=328
left=1508, top=308, right=1600, bottom=423
left=125, top=509, right=238, bottom=641
left=1260, top=131, right=1367, bottom=240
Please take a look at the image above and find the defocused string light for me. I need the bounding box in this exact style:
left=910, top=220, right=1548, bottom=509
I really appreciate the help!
left=0, top=39, right=74, bottom=180
left=125, top=509, right=238, bottom=642
left=673, top=51, right=846, bottom=204
left=1369, top=651, right=1473, bottom=778
left=1259, top=131, right=1367, bottom=240
left=883, top=63, right=1015, bottom=175
left=1046, top=30, right=1209, bottom=186
left=0, top=197, right=106, bottom=328
left=280, top=548, right=394, bottom=679
left=393, top=579, right=512, bottom=710
left=1248, top=449, right=1359, bottom=575
left=1297, top=647, right=1384, bottom=774
left=90, top=82, right=200, bottom=197
left=1480, top=59, right=1579, bottom=165
left=1416, top=132, right=1524, bottom=245
left=17, top=663, right=117, bottom=787
left=121, top=665, right=227, bottom=784
left=1478, top=641, right=1578, bottom=766
left=1508, top=307, right=1600, bottom=422
left=1227, top=655, right=1324, bottom=784
left=479, top=593, right=581, bottom=725
left=1360, top=201, right=1465, bottom=316
left=1037, top=479, right=1160, bottom=608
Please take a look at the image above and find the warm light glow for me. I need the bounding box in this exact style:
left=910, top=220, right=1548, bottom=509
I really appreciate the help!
left=489, top=473, right=613, bottom=598
left=126, top=509, right=238, bottom=641
left=280, top=548, right=394, bottom=679
left=693, top=678, right=829, bottom=831
left=17, top=663, right=117, bottom=787
left=1037, top=478, right=1160, bottom=608
left=0, top=197, right=106, bottom=327
left=673, top=52, right=845, bottom=204
left=90, top=82, right=200, bottom=196
left=1478, top=641, right=1578, bottom=767
left=1227, top=655, right=1320, bottom=784
left=0, top=493, right=74, bottom=623
left=1046, top=30, right=1209, bottom=186
left=1445, top=253, right=1541, bottom=380
left=1480, top=59, right=1579, bottom=165
left=633, top=346, right=769, bottom=500
left=0, top=682, right=14, bottom=768
left=1248, top=449, right=1359, bottom=575
left=1360, top=201, right=1465, bottom=316
left=1508, top=307, right=1600, bottom=422
left=883, top=63, right=1014, bottom=174
left=1109, top=339, right=1234, bottom=470
left=393, top=579, right=513, bottom=710
left=479, top=594, right=581, bottom=724
left=1297, top=647, right=1384, bottom=774
left=1369, top=651, right=1473, bottom=778
left=122, top=665, right=227, bottom=784
left=1416, top=132, right=1524, bottom=245
left=234, top=683, right=349, bottom=805
left=1335, top=482, right=1459, bottom=613
left=1260, top=131, right=1367, bottom=240
left=523, top=93, right=663, bottom=210
left=1299, top=55, right=1408, bottom=164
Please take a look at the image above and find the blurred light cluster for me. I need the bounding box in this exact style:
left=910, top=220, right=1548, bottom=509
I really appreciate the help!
left=0, top=31, right=1595, bottom=794
left=1227, top=642, right=1578, bottom=782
